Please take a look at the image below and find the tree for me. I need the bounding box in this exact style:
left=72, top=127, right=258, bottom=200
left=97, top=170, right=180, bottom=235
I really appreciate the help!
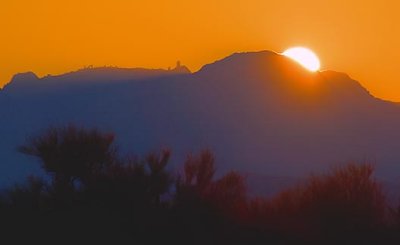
left=179, top=150, right=215, bottom=192
left=86, top=150, right=173, bottom=207
left=18, top=125, right=116, bottom=193
left=301, top=164, right=386, bottom=238
left=249, top=163, right=387, bottom=243
left=208, top=171, right=247, bottom=219
left=146, top=150, right=172, bottom=205
left=176, top=150, right=247, bottom=217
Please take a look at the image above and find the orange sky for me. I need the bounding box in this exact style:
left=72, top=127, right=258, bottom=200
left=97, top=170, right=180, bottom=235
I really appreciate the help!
left=2, top=0, right=400, bottom=101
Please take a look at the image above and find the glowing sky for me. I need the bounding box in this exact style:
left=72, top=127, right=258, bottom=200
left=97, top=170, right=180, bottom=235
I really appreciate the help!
left=2, top=0, right=400, bottom=101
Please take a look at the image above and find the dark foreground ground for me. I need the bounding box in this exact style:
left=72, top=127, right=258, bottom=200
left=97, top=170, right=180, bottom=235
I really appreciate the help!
left=2, top=125, right=400, bottom=244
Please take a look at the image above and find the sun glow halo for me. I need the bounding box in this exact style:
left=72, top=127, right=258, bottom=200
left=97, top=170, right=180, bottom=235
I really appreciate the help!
left=282, top=47, right=321, bottom=72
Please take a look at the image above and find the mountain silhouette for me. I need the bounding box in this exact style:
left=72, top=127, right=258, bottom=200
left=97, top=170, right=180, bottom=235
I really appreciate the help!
left=1, top=50, right=400, bottom=194
left=3, top=64, right=190, bottom=94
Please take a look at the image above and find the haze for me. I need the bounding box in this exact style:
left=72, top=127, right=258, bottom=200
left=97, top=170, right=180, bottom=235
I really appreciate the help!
left=2, top=0, right=400, bottom=101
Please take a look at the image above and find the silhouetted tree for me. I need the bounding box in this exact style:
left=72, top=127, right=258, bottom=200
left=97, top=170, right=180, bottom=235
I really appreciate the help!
left=84, top=150, right=173, bottom=208
left=180, top=150, right=215, bottom=191
left=146, top=150, right=172, bottom=205
left=18, top=125, right=116, bottom=194
left=173, top=151, right=249, bottom=244
left=248, top=163, right=387, bottom=243
left=208, top=171, right=247, bottom=217
left=305, top=164, right=385, bottom=223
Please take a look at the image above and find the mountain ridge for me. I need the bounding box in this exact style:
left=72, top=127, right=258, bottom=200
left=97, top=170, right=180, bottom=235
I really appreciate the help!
left=1, top=51, right=383, bottom=104
left=2, top=63, right=191, bottom=94
left=0, top=50, right=400, bottom=196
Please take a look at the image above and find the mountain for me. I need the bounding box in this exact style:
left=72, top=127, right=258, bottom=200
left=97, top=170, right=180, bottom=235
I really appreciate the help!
left=1, top=50, right=400, bottom=195
left=3, top=63, right=190, bottom=94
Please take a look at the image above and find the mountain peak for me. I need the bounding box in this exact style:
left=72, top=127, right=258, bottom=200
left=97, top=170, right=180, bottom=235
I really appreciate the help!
left=192, top=50, right=376, bottom=105
left=196, top=50, right=278, bottom=73
left=10, top=72, right=39, bottom=82
left=195, top=50, right=319, bottom=81
left=2, top=72, right=40, bottom=91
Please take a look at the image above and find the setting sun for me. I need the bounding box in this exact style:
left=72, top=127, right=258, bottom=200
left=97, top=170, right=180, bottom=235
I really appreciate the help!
left=282, top=47, right=320, bottom=72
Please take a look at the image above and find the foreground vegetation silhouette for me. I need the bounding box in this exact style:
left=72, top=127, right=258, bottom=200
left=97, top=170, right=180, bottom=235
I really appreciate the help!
left=1, top=125, right=400, bottom=244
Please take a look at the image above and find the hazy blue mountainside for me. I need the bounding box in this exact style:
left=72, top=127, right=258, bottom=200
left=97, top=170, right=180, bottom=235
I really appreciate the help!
left=1, top=50, right=400, bottom=194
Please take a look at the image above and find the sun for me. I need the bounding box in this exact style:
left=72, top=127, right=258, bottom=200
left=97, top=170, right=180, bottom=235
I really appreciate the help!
left=282, top=47, right=321, bottom=72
